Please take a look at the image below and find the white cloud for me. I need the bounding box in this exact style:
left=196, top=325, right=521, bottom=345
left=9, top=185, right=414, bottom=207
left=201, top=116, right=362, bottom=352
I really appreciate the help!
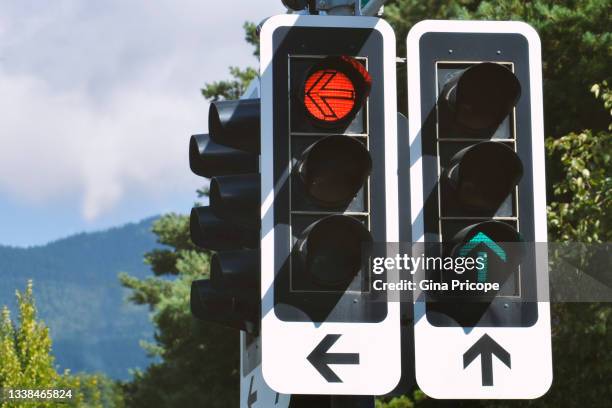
left=0, top=0, right=283, bottom=220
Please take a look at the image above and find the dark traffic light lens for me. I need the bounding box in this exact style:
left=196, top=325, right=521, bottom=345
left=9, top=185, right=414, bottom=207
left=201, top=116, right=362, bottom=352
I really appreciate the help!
left=298, top=135, right=372, bottom=207
left=298, top=215, right=372, bottom=289
left=445, top=141, right=523, bottom=212
left=443, top=62, right=521, bottom=132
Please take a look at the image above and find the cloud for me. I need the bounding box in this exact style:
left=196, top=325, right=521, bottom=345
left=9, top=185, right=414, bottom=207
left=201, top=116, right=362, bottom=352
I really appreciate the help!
left=0, top=0, right=283, bottom=220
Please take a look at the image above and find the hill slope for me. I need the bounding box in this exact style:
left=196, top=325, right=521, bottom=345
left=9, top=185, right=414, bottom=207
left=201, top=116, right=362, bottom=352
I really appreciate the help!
left=0, top=217, right=159, bottom=380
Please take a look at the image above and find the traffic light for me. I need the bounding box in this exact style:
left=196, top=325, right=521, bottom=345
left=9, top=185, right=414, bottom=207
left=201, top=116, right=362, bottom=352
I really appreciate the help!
left=189, top=98, right=261, bottom=334
left=407, top=20, right=552, bottom=398
left=259, top=15, right=400, bottom=395
left=428, top=62, right=526, bottom=324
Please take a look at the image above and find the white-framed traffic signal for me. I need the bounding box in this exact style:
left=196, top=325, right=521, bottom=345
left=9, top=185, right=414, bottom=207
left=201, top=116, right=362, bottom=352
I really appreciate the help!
left=407, top=20, right=552, bottom=399
left=259, top=14, right=400, bottom=396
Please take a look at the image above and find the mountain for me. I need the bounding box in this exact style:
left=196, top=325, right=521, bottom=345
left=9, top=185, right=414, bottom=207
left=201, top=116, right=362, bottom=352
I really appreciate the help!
left=0, top=217, right=159, bottom=380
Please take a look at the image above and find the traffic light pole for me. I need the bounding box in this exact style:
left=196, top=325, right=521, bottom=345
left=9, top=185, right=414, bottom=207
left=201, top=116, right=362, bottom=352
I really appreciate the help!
left=288, top=395, right=374, bottom=408
left=285, top=0, right=386, bottom=16
left=330, top=395, right=375, bottom=407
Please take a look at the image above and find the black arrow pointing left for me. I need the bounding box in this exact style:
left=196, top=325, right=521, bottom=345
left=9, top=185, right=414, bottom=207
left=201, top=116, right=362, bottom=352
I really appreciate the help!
left=463, top=334, right=511, bottom=386
left=307, top=334, right=360, bottom=383
left=247, top=376, right=257, bottom=408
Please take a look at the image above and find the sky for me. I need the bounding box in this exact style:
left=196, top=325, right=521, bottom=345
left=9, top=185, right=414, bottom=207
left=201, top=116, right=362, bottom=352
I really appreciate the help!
left=0, top=0, right=285, bottom=247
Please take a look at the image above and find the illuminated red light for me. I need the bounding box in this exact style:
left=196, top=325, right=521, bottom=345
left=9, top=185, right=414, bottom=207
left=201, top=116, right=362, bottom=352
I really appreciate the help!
left=303, top=69, right=356, bottom=122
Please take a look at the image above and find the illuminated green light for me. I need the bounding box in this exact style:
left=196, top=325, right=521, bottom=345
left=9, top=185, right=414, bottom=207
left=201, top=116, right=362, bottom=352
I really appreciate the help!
left=458, top=232, right=507, bottom=261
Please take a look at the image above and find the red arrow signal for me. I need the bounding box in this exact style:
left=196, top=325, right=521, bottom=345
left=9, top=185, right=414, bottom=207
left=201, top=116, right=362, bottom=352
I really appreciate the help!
left=304, top=69, right=356, bottom=122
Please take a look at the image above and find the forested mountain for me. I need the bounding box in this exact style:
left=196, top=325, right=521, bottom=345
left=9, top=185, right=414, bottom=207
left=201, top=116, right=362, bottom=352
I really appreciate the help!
left=0, top=217, right=159, bottom=380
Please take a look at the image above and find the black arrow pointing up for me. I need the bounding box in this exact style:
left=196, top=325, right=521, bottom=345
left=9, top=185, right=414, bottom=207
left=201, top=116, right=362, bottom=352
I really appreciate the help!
left=463, top=334, right=511, bottom=386
left=247, top=376, right=257, bottom=408
left=307, top=334, right=360, bottom=383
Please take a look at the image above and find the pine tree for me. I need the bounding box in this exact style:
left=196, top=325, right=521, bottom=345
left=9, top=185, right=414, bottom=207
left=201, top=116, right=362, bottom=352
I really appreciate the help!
left=120, top=214, right=239, bottom=407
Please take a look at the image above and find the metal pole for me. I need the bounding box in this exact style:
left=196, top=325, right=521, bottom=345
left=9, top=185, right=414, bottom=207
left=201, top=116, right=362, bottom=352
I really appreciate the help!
left=315, top=0, right=355, bottom=15
left=361, top=0, right=387, bottom=16
left=311, top=0, right=387, bottom=16
left=330, top=395, right=375, bottom=408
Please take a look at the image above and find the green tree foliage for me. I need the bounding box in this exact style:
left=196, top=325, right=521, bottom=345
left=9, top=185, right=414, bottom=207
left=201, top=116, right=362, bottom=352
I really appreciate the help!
left=120, top=214, right=239, bottom=408
left=0, top=281, right=122, bottom=408
left=385, top=0, right=611, bottom=136
left=535, top=83, right=612, bottom=408
left=547, top=82, right=612, bottom=243
left=201, top=22, right=259, bottom=101
left=200, top=66, right=258, bottom=101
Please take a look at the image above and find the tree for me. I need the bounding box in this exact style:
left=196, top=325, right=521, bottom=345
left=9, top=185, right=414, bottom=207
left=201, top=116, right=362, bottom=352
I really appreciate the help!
left=0, top=281, right=120, bottom=408
left=534, top=82, right=611, bottom=408
left=547, top=82, right=611, bottom=243
left=119, top=214, right=239, bottom=408
left=201, top=22, right=259, bottom=101
left=385, top=0, right=611, bottom=137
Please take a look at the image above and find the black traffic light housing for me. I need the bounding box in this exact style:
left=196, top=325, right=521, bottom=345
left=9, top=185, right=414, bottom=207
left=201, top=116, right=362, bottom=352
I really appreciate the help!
left=259, top=14, right=402, bottom=396
left=189, top=98, right=261, bottom=334
left=267, top=39, right=389, bottom=324
left=409, top=30, right=542, bottom=329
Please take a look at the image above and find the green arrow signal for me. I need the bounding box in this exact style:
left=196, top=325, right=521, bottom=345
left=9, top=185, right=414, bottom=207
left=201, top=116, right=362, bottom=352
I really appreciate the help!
left=459, top=232, right=507, bottom=260
left=458, top=232, right=507, bottom=283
